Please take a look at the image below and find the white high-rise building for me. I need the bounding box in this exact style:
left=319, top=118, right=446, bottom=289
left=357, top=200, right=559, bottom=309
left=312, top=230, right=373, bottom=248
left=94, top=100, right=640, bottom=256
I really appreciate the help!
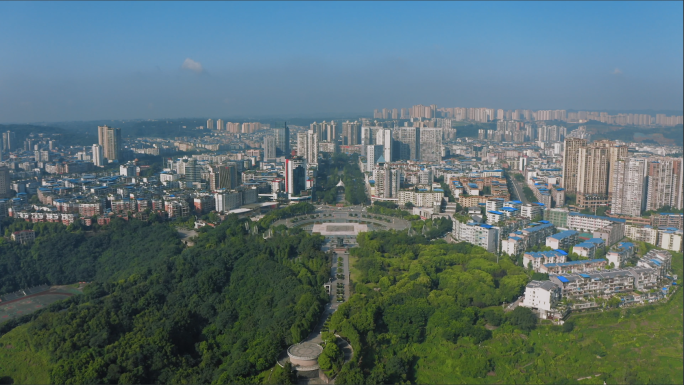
left=612, top=157, right=648, bottom=217
left=285, top=157, right=307, bottom=197
left=376, top=129, right=393, bottom=163
left=92, top=144, right=104, bottom=167
left=297, top=130, right=319, bottom=165
left=217, top=119, right=224, bottom=131
left=366, top=145, right=384, bottom=172
left=206, top=119, right=214, bottom=130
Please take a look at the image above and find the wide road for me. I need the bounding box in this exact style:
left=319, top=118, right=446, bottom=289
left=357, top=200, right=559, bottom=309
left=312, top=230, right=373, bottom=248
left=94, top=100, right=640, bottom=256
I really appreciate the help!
left=509, top=178, right=529, bottom=204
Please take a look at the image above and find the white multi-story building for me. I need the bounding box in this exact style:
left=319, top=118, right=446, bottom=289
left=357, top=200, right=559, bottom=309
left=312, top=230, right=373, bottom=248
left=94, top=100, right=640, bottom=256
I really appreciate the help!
left=398, top=190, right=443, bottom=208
left=545, top=230, right=578, bottom=250
left=625, top=224, right=658, bottom=244
left=658, top=229, right=683, bottom=252
left=522, top=280, right=561, bottom=318
left=522, top=250, right=567, bottom=272
left=521, top=203, right=544, bottom=219
left=486, top=198, right=504, bottom=213
left=215, top=191, right=242, bottom=213
left=452, top=221, right=499, bottom=253
left=372, top=166, right=400, bottom=199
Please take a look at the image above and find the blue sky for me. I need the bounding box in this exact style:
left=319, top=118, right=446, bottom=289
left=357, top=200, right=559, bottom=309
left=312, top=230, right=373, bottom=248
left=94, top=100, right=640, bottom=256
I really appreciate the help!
left=0, top=1, right=682, bottom=122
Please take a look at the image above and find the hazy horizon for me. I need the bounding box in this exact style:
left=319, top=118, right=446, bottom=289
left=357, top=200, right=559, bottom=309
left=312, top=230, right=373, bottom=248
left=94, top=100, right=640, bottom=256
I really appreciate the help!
left=1, top=1, right=682, bottom=123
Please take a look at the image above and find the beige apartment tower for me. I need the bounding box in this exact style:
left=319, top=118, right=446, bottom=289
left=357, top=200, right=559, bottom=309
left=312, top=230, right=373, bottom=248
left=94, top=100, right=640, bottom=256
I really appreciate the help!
left=561, top=138, right=587, bottom=193
left=97, top=125, right=122, bottom=162
left=576, top=144, right=610, bottom=208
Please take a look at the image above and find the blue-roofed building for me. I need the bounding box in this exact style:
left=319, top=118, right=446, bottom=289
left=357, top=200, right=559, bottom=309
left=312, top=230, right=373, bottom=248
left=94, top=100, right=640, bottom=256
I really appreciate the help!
left=541, top=258, right=608, bottom=275
left=573, top=241, right=601, bottom=259
left=546, top=230, right=579, bottom=250
left=523, top=250, right=567, bottom=272
left=452, top=220, right=500, bottom=253
left=486, top=210, right=504, bottom=225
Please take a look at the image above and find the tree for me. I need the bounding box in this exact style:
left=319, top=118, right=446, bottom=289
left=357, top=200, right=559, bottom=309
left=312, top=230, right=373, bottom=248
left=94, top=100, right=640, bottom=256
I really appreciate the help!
left=507, top=306, right=537, bottom=331
left=335, top=363, right=364, bottom=385
left=562, top=320, right=575, bottom=333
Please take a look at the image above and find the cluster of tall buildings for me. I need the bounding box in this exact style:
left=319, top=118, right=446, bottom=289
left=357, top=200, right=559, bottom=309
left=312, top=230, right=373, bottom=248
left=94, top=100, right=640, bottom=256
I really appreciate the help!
left=207, top=119, right=262, bottom=133
left=562, top=137, right=683, bottom=215
left=374, top=105, right=683, bottom=127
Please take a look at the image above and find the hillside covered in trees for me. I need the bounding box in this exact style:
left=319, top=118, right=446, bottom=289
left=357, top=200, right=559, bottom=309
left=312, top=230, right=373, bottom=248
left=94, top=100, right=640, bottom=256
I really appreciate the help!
left=330, top=230, right=683, bottom=385
left=0, top=216, right=329, bottom=384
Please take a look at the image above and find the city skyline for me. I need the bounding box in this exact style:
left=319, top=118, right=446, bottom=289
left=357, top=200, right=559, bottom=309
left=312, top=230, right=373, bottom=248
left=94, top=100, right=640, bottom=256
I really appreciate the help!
left=1, top=1, right=682, bottom=123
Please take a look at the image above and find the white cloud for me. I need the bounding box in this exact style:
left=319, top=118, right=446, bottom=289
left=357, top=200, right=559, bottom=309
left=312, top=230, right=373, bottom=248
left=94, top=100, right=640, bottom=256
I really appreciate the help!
left=612, top=68, right=622, bottom=75
left=181, top=58, right=203, bottom=73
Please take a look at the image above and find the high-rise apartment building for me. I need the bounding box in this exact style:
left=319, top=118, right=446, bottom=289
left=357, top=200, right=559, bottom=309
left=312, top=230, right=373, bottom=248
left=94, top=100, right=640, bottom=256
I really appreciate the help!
left=263, top=136, right=276, bottom=161
left=297, top=130, right=319, bottom=165
left=217, top=119, right=224, bottom=131
left=646, top=157, right=683, bottom=211
left=561, top=138, right=587, bottom=193
left=342, top=121, right=361, bottom=145
left=311, top=121, right=337, bottom=142
left=366, top=145, right=384, bottom=172
left=376, top=129, right=393, bottom=163
left=0, top=166, right=10, bottom=198
left=226, top=122, right=241, bottom=133
left=241, top=122, right=260, bottom=133
left=98, top=125, right=122, bottom=162
left=2, top=131, right=15, bottom=153
left=396, top=126, right=420, bottom=160
left=209, top=163, right=238, bottom=191
left=206, top=119, right=214, bottom=130
left=285, top=156, right=306, bottom=196
left=274, top=125, right=290, bottom=157
left=373, top=166, right=400, bottom=199
left=184, top=158, right=200, bottom=183
left=592, top=140, right=628, bottom=197
left=612, top=157, right=648, bottom=217
left=92, top=144, right=104, bottom=167
left=419, top=128, right=442, bottom=163
left=576, top=144, right=610, bottom=208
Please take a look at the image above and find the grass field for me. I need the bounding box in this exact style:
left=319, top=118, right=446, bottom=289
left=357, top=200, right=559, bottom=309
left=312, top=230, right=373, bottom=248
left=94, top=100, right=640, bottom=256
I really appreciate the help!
left=0, top=285, right=84, bottom=325
left=0, top=323, right=51, bottom=384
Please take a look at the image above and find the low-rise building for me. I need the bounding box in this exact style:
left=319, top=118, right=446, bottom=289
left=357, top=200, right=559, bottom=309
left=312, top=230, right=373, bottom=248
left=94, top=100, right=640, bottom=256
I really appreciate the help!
left=545, top=230, right=578, bottom=250
left=550, top=267, right=660, bottom=301
left=625, top=224, right=659, bottom=244
left=522, top=280, right=561, bottom=318
left=11, top=229, right=36, bottom=244
left=606, top=242, right=636, bottom=268
left=572, top=238, right=605, bottom=259
left=658, top=228, right=683, bottom=252
left=523, top=250, right=567, bottom=271
left=452, top=221, right=499, bottom=253
left=540, top=258, right=608, bottom=275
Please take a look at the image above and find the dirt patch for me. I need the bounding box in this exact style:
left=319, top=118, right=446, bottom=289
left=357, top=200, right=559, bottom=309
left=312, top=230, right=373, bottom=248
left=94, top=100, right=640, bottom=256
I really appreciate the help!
left=4, top=344, right=13, bottom=349
left=519, top=334, right=528, bottom=340
left=485, top=324, right=498, bottom=330
left=487, top=371, right=496, bottom=376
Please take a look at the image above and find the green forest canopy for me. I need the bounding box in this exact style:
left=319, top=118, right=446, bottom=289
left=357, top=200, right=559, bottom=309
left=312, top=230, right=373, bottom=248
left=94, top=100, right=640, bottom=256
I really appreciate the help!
left=0, top=216, right=330, bottom=384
